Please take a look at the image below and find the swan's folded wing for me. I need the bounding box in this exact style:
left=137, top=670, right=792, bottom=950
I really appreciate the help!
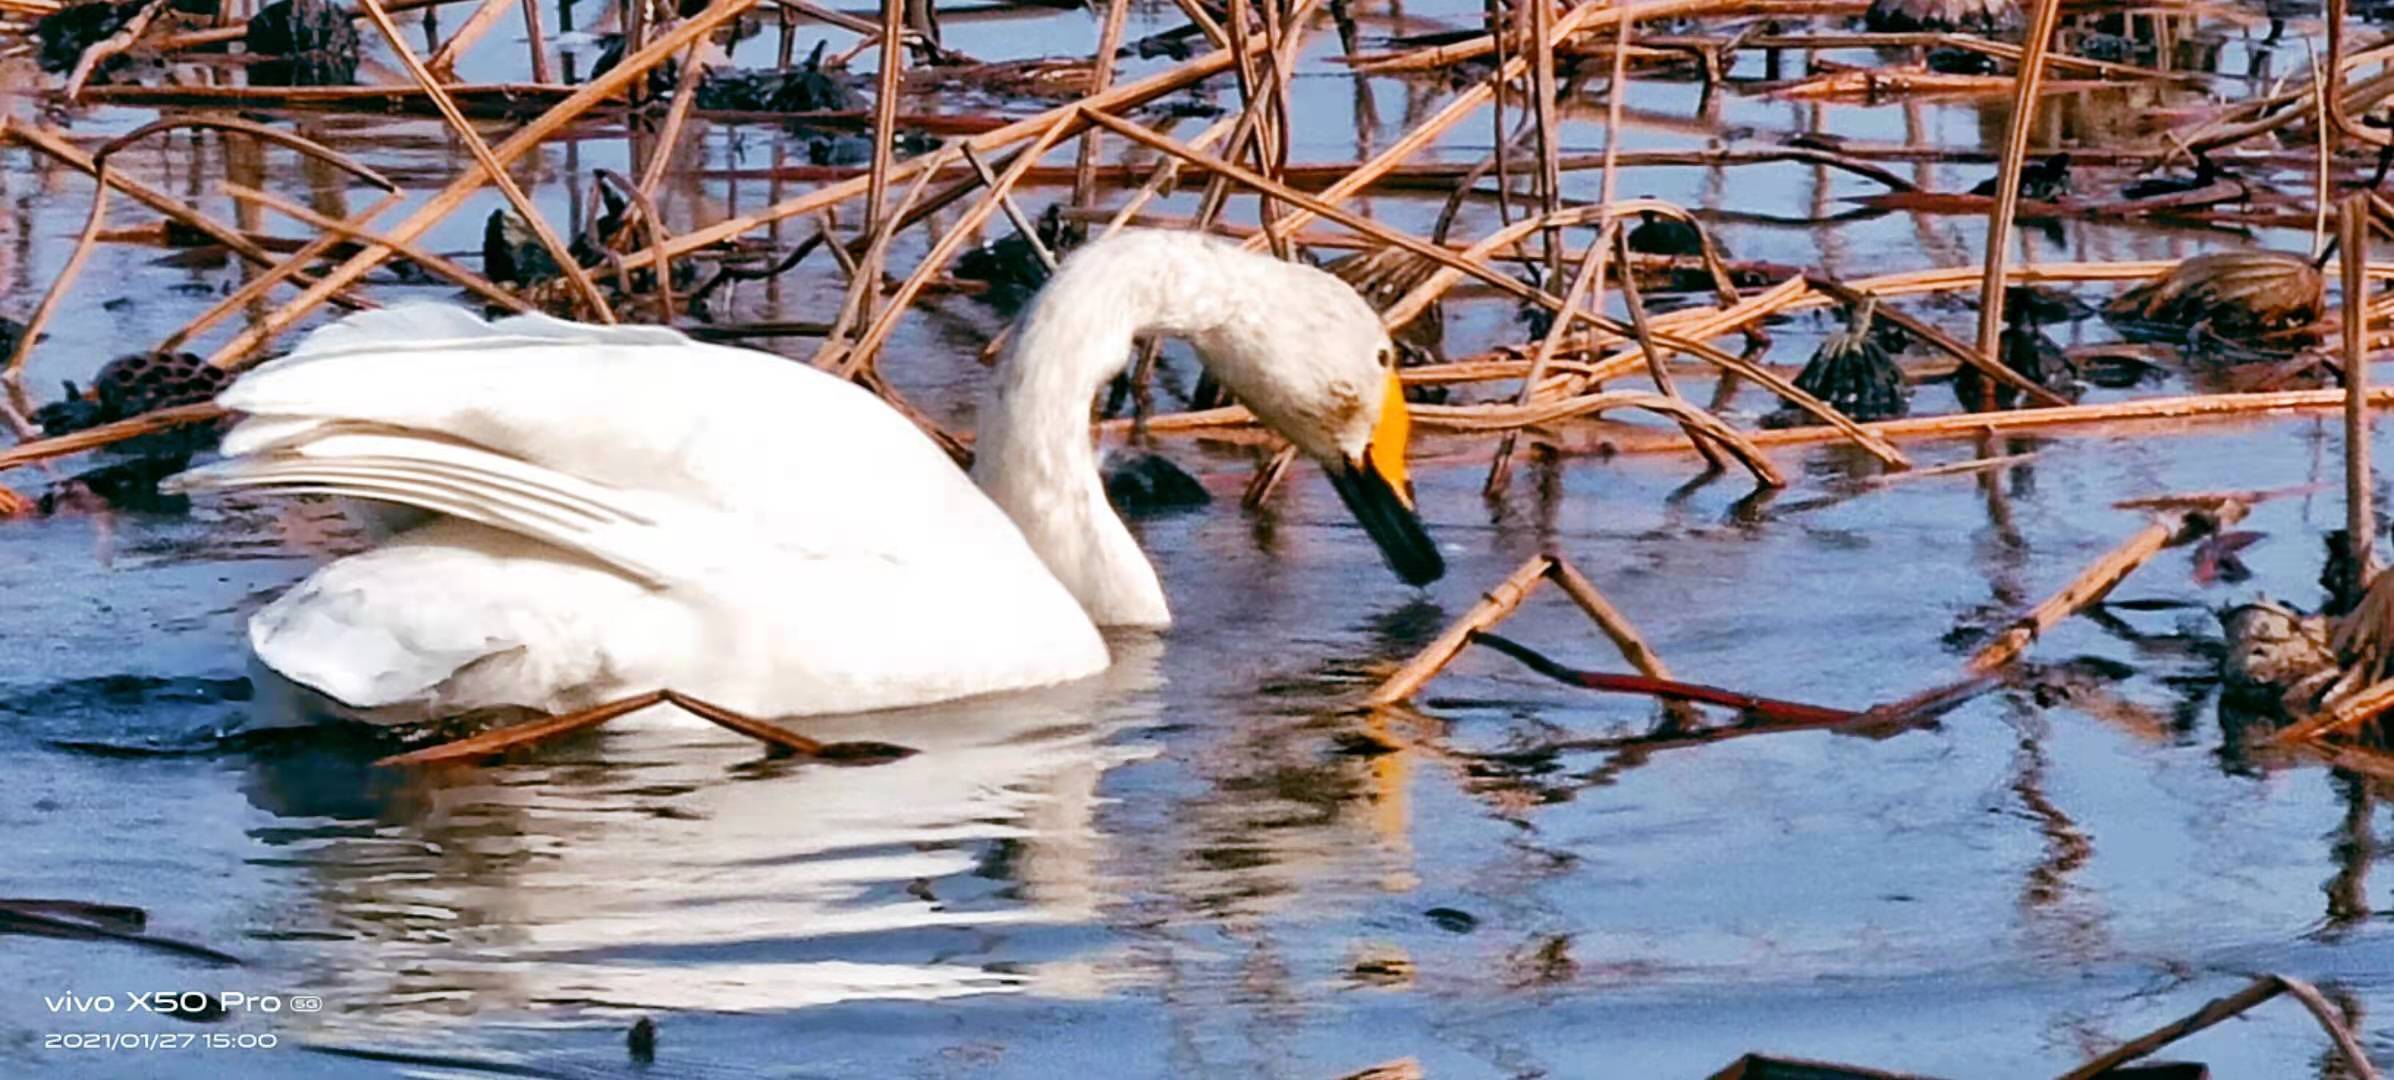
left=168, top=426, right=697, bottom=586
left=211, top=304, right=1008, bottom=564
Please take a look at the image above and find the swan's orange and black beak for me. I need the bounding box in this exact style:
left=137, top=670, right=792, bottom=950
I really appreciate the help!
left=1329, top=372, right=1444, bottom=586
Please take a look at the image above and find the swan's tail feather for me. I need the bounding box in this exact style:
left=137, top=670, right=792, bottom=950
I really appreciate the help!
left=167, top=426, right=675, bottom=586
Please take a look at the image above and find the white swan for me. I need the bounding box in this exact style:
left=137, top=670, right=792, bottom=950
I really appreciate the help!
left=168, top=229, right=1443, bottom=720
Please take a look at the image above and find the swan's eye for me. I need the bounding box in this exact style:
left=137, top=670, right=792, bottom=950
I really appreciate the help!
left=1378, top=348, right=1395, bottom=370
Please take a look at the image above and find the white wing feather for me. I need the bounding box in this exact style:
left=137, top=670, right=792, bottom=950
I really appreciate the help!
left=211, top=304, right=1015, bottom=565
left=179, top=305, right=1111, bottom=718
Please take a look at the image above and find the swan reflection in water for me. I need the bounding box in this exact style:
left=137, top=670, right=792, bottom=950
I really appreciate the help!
left=234, top=635, right=1170, bottom=1025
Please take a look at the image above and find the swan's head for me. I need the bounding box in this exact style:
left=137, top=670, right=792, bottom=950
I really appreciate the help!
left=1183, top=251, right=1445, bottom=588
left=1318, top=354, right=1446, bottom=589
left=1002, top=229, right=1445, bottom=589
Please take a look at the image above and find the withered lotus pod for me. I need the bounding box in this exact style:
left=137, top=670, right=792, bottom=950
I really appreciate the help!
left=1766, top=294, right=1908, bottom=426
left=2218, top=601, right=2336, bottom=717
left=1865, top=0, right=2020, bottom=33
left=2104, top=250, right=2324, bottom=338
left=1324, top=244, right=1444, bottom=366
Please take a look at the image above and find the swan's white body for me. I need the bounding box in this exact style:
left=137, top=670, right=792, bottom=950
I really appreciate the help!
left=174, top=230, right=1431, bottom=722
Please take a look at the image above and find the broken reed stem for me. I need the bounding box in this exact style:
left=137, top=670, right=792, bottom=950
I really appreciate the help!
left=1527, top=0, right=1560, bottom=283
left=2312, top=40, right=2332, bottom=260
left=521, top=0, right=552, bottom=83
left=1364, top=552, right=1697, bottom=710
left=2055, top=974, right=2379, bottom=1080
left=2273, top=677, right=2394, bottom=745
left=960, top=144, right=1056, bottom=272
left=636, top=40, right=710, bottom=198
left=160, top=190, right=406, bottom=355
left=867, top=0, right=906, bottom=237
left=1211, top=0, right=1319, bottom=258
left=2346, top=193, right=2376, bottom=597
left=1595, top=6, right=1631, bottom=209
left=812, top=148, right=947, bottom=368
left=1259, top=0, right=1295, bottom=251
left=1222, top=0, right=1272, bottom=246
left=1472, top=631, right=1860, bottom=725
left=623, top=35, right=1268, bottom=276
left=1071, top=0, right=1131, bottom=207
left=1859, top=499, right=2252, bottom=728
left=0, top=403, right=227, bottom=473
left=1486, top=0, right=1513, bottom=230
left=1588, top=386, right=2394, bottom=455
left=604, top=173, right=680, bottom=322
left=1970, top=0, right=2062, bottom=372
left=102, top=115, right=398, bottom=193
left=1, top=162, right=109, bottom=382
left=1365, top=554, right=1554, bottom=707
left=377, top=689, right=916, bottom=766
left=1543, top=557, right=1674, bottom=682
left=213, top=182, right=531, bottom=318
left=838, top=117, right=1073, bottom=376
left=377, top=690, right=671, bottom=765
left=2324, top=0, right=2390, bottom=153
left=1613, top=225, right=1727, bottom=472
left=1965, top=502, right=2245, bottom=676
left=425, top=0, right=519, bottom=78
left=1488, top=224, right=1614, bottom=494
left=216, top=0, right=758, bottom=364
left=357, top=0, right=616, bottom=323
left=0, top=120, right=371, bottom=312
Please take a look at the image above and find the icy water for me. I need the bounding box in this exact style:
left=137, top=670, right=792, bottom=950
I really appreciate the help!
left=4, top=0, right=2392, bottom=1077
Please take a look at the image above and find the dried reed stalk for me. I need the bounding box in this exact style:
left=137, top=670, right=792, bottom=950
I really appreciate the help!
left=0, top=120, right=372, bottom=310
left=867, top=0, right=906, bottom=239
left=1488, top=225, right=1615, bottom=494
left=216, top=0, right=758, bottom=363
left=1070, top=0, right=1131, bottom=207
left=160, top=190, right=405, bottom=356
left=424, top=0, right=519, bottom=78
left=837, top=115, right=1073, bottom=376
left=1473, top=632, right=1861, bottom=725
left=2346, top=193, right=2376, bottom=596
left=0, top=404, right=227, bottom=474
left=1698, top=387, right=2394, bottom=450
left=212, top=182, right=530, bottom=318
left=618, top=38, right=1266, bottom=278
left=520, top=0, right=551, bottom=82
left=377, top=689, right=916, bottom=766
left=636, top=41, right=711, bottom=198
left=359, top=0, right=615, bottom=322
left=2056, top=974, right=2378, bottom=1080
left=959, top=144, right=1056, bottom=272
left=1544, top=557, right=1675, bottom=682
left=2272, top=679, right=2394, bottom=746
left=1, top=162, right=111, bottom=383
left=1364, top=554, right=1554, bottom=707
left=1966, top=502, right=2245, bottom=676
left=1969, top=0, right=2062, bottom=373
left=812, top=149, right=952, bottom=369
left=1349, top=0, right=1722, bottom=74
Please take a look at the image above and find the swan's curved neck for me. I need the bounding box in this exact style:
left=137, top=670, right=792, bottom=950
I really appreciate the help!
left=972, top=235, right=1248, bottom=628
